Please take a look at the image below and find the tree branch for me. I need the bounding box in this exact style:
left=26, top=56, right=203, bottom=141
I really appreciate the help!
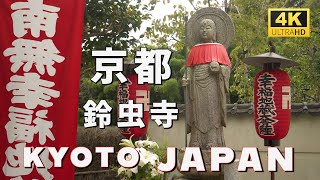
left=84, top=32, right=110, bottom=39
left=83, top=26, right=124, bottom=40
left=225, top=0, right=233, bottom=13
left=257, top=0, right=267, bottom=35
left=83, top=22, right=115, bottom=39
left=170, top=35, right=185, bottom=45
left=224, top=0, right=228, bottom=13
left=187, top=0, right=197, bottom=10
left=228, top=0, right=232, bottom=10
left=234, top=5, right=241, bottom=16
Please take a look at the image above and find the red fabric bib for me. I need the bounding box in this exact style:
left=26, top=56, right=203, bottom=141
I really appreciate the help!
left=187, top=43, right=231, bottom=67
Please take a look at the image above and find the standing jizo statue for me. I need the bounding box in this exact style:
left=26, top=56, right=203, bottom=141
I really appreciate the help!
left=183, top=7, right=235, bottom=150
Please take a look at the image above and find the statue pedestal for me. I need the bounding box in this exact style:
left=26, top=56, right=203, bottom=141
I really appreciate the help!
left=224, top=159, right=239, bottom=180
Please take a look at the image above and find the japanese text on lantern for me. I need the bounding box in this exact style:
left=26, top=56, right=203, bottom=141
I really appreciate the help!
left=2, top=0, right=62, bottom=179
left=257, top=72, right=278, bottom=136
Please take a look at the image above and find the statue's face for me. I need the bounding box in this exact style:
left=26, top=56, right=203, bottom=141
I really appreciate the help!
left=199, top=19, right=216, bottom=43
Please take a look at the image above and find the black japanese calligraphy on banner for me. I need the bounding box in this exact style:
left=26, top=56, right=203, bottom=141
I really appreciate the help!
left=257, top=72, right=277, bottom=136
left=254, top=69, right=291, bottom=140
left=118, top=80, right=132, bottom=105
left=117, top=79, right=132, bottom=135
left=117, top=74, right=150, bottom=138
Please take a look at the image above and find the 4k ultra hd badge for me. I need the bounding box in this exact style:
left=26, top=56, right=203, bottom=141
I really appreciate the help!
left=268, top=8, right=310, bottom=37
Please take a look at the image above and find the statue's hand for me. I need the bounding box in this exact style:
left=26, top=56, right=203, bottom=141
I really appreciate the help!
left=209, top=61, right=220, bottom=73
left=181, top=78, right=190, bottom=87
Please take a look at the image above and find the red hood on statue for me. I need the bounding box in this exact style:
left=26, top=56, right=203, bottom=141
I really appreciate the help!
left=187, top=43, right=231, bottom=67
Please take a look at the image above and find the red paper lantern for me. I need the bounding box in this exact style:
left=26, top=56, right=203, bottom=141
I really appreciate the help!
left=254, top=69, right=291, bottom=140
left=117, top=74, right=149, bottom=138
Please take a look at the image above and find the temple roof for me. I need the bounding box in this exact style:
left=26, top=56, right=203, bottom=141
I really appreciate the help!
left=177, top=103, right=320, bottom=115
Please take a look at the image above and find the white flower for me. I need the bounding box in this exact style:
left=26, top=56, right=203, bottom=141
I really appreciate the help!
left=119, top=136, right=135, bottom=148
left=158, top=169, right=164, bottom=174
left=118, top=167, right=132, bottom=178
left=130, top=166, right=138, bottom=174
left=151, top=168, right=159, bottom=177
left=135, top=140, right=159, bottom=149
left=136, top=147, right=159, bottom=167
left=146, top=141, right=159, bottom=149
left=118, top=167, right=126, bottom=175
left=135, top=140, right=144, bottom=148
left=118, top=137, right=163, bottom=179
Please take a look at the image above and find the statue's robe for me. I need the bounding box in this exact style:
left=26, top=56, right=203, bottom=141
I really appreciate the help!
left=185, top=43, right=231, bottom=149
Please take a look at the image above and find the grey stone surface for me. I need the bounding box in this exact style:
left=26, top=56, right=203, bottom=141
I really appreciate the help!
left=185, top=63, right=229, bottom=149
left=167, top=169, right=224, bottom=180
left=184, top=12, right=232, bottom=150
left=224, top=160, right=240, bottom=180
left=186, top=7, right=235, bottom=48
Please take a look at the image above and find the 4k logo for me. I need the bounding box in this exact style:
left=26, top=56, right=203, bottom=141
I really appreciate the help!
left=268, top=8, right=310, bottom=37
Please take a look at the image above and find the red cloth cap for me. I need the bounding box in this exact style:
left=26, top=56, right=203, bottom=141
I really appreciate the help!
left=187, top=43, right=231, bottom=67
